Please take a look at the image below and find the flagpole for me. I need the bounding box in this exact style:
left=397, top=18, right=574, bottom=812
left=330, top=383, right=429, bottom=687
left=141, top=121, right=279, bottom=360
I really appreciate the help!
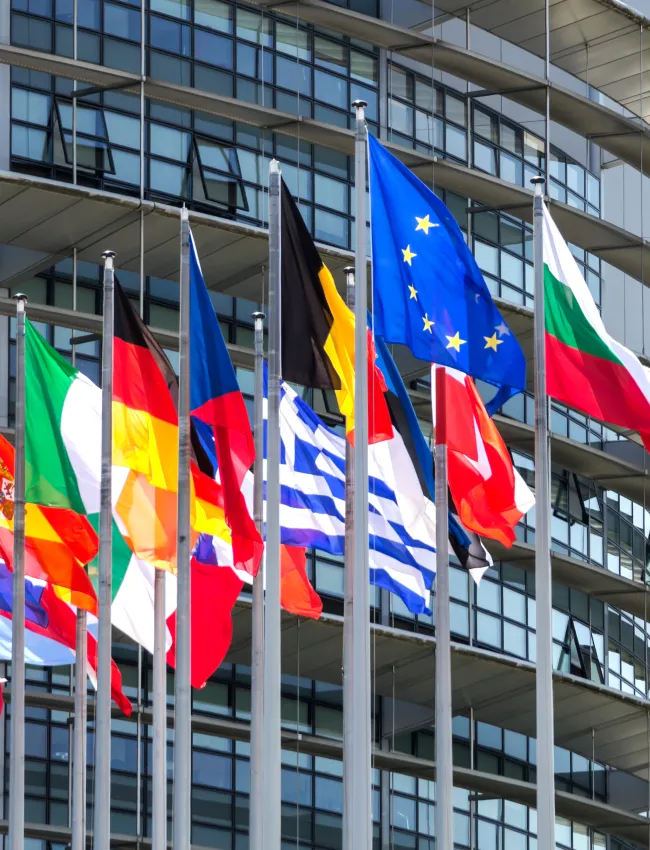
left=351, top=98, right=371, bottom=850
left=152, top=567, right=167, bottom=850
left=264, top=158, right=282, bottom=850
left=70, top=263, right=87, bottom=850
left=342, top=266, right=355, bottom=850
left=250, top=309, right=265, bottom=850
left=95, top=250, right=115, bottom=850
left=71, top=608, right=87, bottom=850
left=532, top=175, right=556, bottom=849
left=434, top=364, right=453, bottom=850
left=173, top=206, right=192, bottom=850
left=8, top=292, right=27, bottom=850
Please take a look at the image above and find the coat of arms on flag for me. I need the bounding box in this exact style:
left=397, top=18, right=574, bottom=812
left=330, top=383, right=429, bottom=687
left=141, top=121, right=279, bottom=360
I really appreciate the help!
left=0, top=461, right=14, bottom=522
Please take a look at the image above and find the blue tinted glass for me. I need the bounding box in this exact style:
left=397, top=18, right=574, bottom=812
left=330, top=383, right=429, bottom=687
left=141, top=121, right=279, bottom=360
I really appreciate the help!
left=150, top=0, right=189, bottom=20
left=195, top=29, right=233, bottom=69
left=13, top=0, right=51, bottom=16
left=104, top=2, right=140, bottom=40
left=12, top=124, right=49, bottom=161
left=276, top=56, right=310, bottom=96
left=149, top=160, right=188, bottom=197
left=12, top=13, right=52, bottom=50
left=56, top=0, right=100, bottom=27
left=12, top=87, right=50, bottom=124
left=315, top=69, right=347, bottom=109
left=104, top=112, right=140, bottom=148
left=192, top=752, right=231, bottom=789
left=150, top=15, right=190, bottom=56
left=111, top=150, right=140, bottom=184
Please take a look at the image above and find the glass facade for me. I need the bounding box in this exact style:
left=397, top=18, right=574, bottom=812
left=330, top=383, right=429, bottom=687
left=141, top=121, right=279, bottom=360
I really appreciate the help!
left=2, top=2, right=650, bottom=850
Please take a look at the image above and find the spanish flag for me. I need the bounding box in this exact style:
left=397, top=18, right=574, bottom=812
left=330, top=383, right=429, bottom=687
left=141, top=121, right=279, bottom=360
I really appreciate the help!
left=280, top=181, right=393, bottom=445
left=0, top=435, right=98, bottom=614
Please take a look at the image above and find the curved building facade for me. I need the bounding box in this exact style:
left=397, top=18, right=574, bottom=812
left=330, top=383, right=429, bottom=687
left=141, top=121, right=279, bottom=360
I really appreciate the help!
left=1, top=2, right=650, bottom=849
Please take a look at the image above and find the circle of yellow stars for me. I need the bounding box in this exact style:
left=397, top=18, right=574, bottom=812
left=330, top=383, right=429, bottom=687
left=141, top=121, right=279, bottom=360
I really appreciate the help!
left=402, top=214, right=510, bottom=354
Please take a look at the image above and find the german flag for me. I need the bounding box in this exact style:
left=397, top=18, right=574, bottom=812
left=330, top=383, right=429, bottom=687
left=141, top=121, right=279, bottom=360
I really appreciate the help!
left=280, top=180, right=393, bottom=445
left=112, top=282, right=179, bottom=571
left=112, top=281, right=230, bottom=572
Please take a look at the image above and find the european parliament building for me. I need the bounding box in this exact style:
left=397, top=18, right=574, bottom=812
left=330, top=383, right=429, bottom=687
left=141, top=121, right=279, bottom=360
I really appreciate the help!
left=2, top=0, right=650, bottom=848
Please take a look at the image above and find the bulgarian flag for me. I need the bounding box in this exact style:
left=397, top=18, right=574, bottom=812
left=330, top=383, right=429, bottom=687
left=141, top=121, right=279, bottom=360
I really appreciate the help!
left=544, top=203, right=650, bottom=450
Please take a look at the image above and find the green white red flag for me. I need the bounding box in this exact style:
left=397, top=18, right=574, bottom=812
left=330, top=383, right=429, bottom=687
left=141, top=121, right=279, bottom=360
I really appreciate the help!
left=544, top=202, right=650, bottom=450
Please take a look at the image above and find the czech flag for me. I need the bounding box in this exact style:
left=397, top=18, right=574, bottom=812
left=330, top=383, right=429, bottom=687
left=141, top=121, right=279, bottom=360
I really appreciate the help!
left=189, top=229, right=263, bottom=578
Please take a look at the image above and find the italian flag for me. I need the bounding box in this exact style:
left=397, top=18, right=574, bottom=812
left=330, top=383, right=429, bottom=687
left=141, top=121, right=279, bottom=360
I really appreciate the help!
left=24, top=319, right=165, bottom=654
left=543, top=203, right=650, bottom=450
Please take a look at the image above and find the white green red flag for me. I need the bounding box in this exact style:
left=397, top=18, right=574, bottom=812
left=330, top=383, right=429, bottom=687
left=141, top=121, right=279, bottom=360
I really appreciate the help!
left=543, top=203, right=650, bottom=450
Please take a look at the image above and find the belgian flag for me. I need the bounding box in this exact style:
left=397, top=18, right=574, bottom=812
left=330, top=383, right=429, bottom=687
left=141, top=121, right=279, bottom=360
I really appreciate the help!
left=280, top=180, right=393, bottom=445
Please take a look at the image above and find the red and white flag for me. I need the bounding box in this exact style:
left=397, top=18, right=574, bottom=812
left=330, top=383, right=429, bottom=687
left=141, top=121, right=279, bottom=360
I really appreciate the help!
left=432, top=366, right=534, bottom=547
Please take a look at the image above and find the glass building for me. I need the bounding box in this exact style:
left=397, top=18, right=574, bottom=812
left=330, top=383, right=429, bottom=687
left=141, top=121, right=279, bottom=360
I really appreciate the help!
left=1, top=1, right=650, bottom=849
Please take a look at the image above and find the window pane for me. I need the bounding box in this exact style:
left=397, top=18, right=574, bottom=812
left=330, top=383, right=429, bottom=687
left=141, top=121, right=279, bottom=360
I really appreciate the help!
left=315, top=70, right=347, bottom=109
left=195, top=0, right=232, bottom=32
left=12, top=88, right=50, bottom=125
left=237, top=9, right=271, bottom=46
left=276, top=22, right=310, bottom=61
left=276, top=56, right=311, bottom=96
left=389, top=98, right=413, bottom=136
left=104, top=2, right=140, bottom=40
left=195, top=30, right=233, bottom=68
left=150, top=124, right=190, bottom=160
left=150, top=160, right=188, bottom=196
left=150, top=17, right=190, bottom=56
left=150, top=0, right=190, bottom=20
left=104, top=111, right=140, bottom=148
left=315, top=36, right=346, bottom=74
left=350, top=50, right=377, bottom=85
left=314, top=208, right=348, bottom=248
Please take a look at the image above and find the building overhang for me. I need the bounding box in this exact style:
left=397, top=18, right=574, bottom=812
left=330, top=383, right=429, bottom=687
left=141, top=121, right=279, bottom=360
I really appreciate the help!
left=231, top=0, right=650, bottom=176
left=2, top=51, right=650, bottom=284
left=9, top=688, right=650, bottom=847
left=226, top=603, right=650, bottom=780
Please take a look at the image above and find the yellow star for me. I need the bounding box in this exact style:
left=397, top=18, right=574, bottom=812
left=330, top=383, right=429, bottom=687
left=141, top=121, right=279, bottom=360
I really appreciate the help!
left=408, top=283, right=418, bottom=300
left=484, top=333, right=504, bottom=352
left=415, top=214, right=438, bottom=235
left=402, top=245, right=417, bottom=265
left=446, top=331, right=466, bottom=352
left=423, top=314, right=434, bottom=333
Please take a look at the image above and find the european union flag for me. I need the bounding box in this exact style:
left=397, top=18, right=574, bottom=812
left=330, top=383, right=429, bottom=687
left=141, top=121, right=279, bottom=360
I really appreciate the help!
left=368, top=135, right=526, bottom=410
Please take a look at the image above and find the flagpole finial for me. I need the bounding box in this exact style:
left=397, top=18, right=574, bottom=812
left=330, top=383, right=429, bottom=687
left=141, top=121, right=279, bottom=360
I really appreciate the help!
left=343, top=266, right=355, bottom=276
left=101, top=250, right=116, bottom=269
left=530, top=175, right=545, bottom=196
left=269, top=159, right=281, bottom=175
left=12, top=293, right=28, bottom=305
left=351, top=99, right=367, bottom=121
left=252, top=311, right=265, bottom=321
left=181, top=205, right=189, bottom=222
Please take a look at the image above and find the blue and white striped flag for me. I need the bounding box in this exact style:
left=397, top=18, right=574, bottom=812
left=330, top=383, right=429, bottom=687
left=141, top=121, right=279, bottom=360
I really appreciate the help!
left=264, top=368, right=436, bottom=614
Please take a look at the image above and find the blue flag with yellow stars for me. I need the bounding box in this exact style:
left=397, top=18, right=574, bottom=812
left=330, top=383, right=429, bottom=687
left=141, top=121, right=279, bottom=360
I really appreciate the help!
left=368, top=134, right=526, bottom=411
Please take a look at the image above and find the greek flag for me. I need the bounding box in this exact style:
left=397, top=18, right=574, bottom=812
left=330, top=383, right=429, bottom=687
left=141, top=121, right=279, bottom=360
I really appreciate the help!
left=267, top=369, right=436, bottom=614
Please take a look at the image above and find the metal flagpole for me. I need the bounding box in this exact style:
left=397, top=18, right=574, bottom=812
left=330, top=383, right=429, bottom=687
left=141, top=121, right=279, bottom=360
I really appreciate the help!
left=152, top=566, right=167, bottom=850
left=264, top=158, right=282, bottom=850
left=173, top=206, right=192, bottom=850
left=250, top=310, right=265, bottom=850
left=351, top=98, right=371, bottom=850
left=434, top=365, right=453, bottom=850
left=342, top=265, right=355, bottom=850
left=95, top=250, right=115, bottom=850
left=8, top=292, right=27, bottom=850
left=71, top=240, right=87, bottom=850
left=71, top=608, right=87, bottom=850
left=532, top=175, right=556, bottom=849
